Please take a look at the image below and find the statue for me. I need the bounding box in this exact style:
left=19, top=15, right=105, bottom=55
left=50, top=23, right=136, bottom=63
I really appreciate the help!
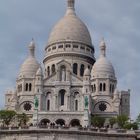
left=34, top=96, right=39, bottom=109
left=84, top=96, right=88, bottom=108
left=61, top=67, right=66, bottom=81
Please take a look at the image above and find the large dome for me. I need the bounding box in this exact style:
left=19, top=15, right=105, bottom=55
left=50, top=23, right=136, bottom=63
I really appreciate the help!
left=18, top=41, right=39, bottom=78
left=47, top=3, right=92, bottom=46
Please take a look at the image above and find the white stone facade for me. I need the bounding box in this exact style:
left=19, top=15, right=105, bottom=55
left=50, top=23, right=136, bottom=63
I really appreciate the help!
left=5, top=0, right=130, bottom=127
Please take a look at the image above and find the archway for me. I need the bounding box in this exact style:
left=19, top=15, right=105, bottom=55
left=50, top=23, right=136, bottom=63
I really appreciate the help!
left=70, top=119, right=80, bottom=127
left=40, top=119, right=50, bottom=126
left=56, top=119, right=65, bottom=126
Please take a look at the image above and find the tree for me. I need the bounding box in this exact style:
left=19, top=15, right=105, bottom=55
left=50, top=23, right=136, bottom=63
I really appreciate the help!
left=109, top=117, right=117, bottom=128
left=91, top=116, right=105, bottom=128
left=116, top=115, right=129, bottom=129
left=0, top=110, right=16, bottom=126
left=17, top=113, right=29, bottom=126
left=124, top=122, right=138, bottom=130
left=136, top=114, right=140, bottom=124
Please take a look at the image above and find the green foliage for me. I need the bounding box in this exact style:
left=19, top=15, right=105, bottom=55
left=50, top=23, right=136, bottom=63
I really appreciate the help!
left=123, top=122, right=132, bottom=130
left=17, top=113, right=29, bottom=126
left=123, top=122, right=138, bottom=130
left=0, top=110, right=16, bottom=126
left=116, top=115, right=129, bottom=129
left=91, top=116, right=105, bottom=128
left=131, top=122, right=138, bottom=130
left=136, top=114, right=140, bottom=124
left=109, top=117, right=117, bottom=128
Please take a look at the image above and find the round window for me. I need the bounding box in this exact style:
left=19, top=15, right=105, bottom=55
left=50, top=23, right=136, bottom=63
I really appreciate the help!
left=99, top=103, right=107, bottom=111
left=24, top=102, right=32, bottom=111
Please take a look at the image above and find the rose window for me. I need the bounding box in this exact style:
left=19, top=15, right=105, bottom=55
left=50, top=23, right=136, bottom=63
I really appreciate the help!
left=24, top=102, right=32, bottom=111
left=99, top=103, right=107, bottom=111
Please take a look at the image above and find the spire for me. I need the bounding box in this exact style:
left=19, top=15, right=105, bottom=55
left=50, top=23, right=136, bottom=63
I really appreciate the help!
left=66, top=0, right=76, bottom=15
left=99, top=38, right=106, bottom=57
left=28, top=39, right=35, bottom=57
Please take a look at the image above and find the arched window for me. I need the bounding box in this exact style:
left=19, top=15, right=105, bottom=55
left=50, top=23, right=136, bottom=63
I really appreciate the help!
left=75, top=100, right=78, bottom=111
left=103, top=83, right=106, bottom=91
left=110, top=84, right=112, bottom=93
left=47, top=66, right=50, bottom=76
left=93, top=84, right=96, bottom=92
left=29, top=83, right=32, bottom=91
left=112, top=85, right=114, bottom=93
left=91, top=85, right=93, bottom=92
left=51, top=64, right=55, bottom=74
left=47, top=100, right=50, bottom=111
left=25, top=83, right=28, bottom=91
left=73, top=63, right=78, bottom=75
left=100, top=83, right=102, bottom=91
left=80, top=64, right=84, bottom=76
left=59, top=89, right=65, bottom=106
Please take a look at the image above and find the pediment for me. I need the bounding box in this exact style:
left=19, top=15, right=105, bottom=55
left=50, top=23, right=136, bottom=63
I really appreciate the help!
left=71, top=73, right=83, bottom=84
left=44, top=73, right=57, bottom=85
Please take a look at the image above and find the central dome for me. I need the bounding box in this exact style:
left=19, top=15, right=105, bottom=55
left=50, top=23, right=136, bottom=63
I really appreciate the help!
left=47, top=2, right=92, bottom=46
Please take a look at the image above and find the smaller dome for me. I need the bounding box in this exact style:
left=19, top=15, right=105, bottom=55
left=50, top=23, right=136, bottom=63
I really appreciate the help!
left=91, top=39, right=116, bottom=78
left=18, top=40, right=39, bottom=78
left=84, top=68, right=90, bottom=76
left=19, top=57, right=39, bottom=77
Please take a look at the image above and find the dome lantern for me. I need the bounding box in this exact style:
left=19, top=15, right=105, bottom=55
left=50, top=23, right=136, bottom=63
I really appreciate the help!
left=99, top=38, right=106, bottom=57
left=28, top=39, right=35, bottom=58
left=18, top=39, right=39, bottom=78
left=67, top=0, right=75, bottom=9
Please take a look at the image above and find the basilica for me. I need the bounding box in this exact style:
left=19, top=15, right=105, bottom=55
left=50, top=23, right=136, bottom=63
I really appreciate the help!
left=5, top=0, right=130, bottom=127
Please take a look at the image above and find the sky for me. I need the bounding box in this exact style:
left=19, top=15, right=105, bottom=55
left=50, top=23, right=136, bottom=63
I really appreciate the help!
left=0, top=0, right=140, bottom=120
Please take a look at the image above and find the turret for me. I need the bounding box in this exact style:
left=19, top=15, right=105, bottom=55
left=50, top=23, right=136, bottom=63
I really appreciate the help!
left=91, top=38, right=117, bottom=96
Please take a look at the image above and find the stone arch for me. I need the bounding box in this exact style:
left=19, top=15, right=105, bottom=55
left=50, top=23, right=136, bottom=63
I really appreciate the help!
left=55, top=119, right=65, bottom=126
left=70, top=119, right=80, bottom=127
left=40, top=119, right=50, bottom=126
left=71, top=89, right=80, bottom=111
left=42, top=89, right=53, bottom=111
left=94, top=101, right=112, bottom=112
left=20, top=101, right=34, bottom=112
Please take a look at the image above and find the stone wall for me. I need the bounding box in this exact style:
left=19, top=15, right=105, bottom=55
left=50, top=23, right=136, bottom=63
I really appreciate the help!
left=0, top=129, right=137, bottom=140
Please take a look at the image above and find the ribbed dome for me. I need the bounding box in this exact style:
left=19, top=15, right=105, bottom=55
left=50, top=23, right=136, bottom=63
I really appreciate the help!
left=18, top=40, right=39, bottom=78
left=91, top=39, right=115, bottom=78
left=92, top=57, right=115, bottom=77
left=47, top=1, right=92, bottom=46
left=19, top=57, right=39, bottom=77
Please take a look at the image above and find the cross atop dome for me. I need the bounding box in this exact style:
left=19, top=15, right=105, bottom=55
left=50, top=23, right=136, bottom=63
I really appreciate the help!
left=99, top=38, right=106, bottom=57
left=67, top=0, right=75, bottom=9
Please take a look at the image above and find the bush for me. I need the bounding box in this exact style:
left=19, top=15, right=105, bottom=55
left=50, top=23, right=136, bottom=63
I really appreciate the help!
left=117, top=115, right=129, bottom=129
left=91, top=116, right=105, bottom=128
left=109, top=117, right=116, bottom=128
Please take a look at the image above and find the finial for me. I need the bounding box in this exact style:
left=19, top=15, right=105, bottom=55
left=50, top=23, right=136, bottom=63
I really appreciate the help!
left=28, top=38, right=35, bottom=57
left=66, top=0, right=76, bottom=15
left=67, top=0, right=75, bottom=9
left=99, top=38, right=106, bottom=57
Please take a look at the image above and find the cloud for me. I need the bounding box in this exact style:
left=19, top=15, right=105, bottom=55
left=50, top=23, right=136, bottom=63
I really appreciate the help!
left=0, top=0, right=140, bottom=119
